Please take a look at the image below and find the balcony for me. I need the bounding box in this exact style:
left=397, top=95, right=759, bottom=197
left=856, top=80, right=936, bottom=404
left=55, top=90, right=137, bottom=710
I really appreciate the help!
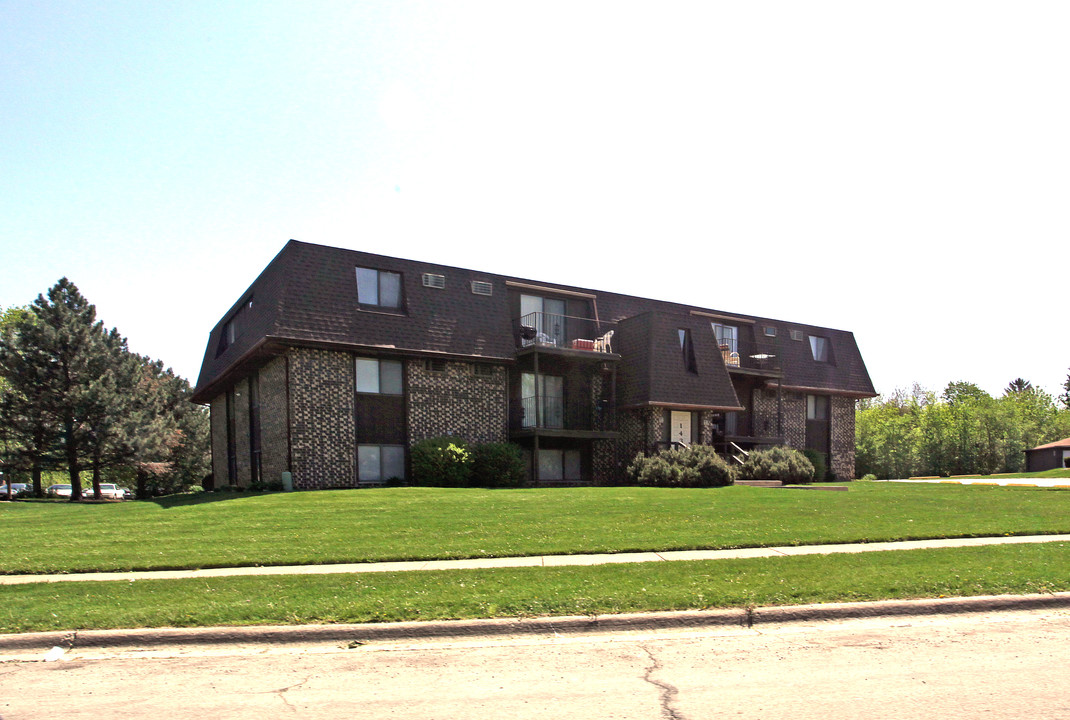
left=513, top=312, right=617, bottom=356
left=513, top=395, right=617, bottom=436
left=718, top=337, right=782, bottom=375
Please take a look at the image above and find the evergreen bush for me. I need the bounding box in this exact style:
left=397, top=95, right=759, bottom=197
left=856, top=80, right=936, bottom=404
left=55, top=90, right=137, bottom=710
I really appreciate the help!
left=469, top=442, right=526, bottom=488
left=626, top=445, right=735, bottom=488
left=738, top=446, right=815, bottom=483
left=803, top=449, right=828, bottom=481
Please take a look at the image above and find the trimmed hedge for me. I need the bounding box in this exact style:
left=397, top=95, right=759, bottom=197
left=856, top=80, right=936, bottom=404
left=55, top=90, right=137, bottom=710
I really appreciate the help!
left=410, top=436, right=473, bottom=487
left=469, top=442, right=526, bottom=488
left=738, top=446, right=815, bottom=483
left=411, top=438, right=527, bottom=488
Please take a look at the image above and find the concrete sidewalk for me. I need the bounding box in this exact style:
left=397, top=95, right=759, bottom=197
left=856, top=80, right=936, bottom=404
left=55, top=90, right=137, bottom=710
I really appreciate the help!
left=885, top=477, right=1070, bottom=488
left=3, top=533, right=1068, bottom=586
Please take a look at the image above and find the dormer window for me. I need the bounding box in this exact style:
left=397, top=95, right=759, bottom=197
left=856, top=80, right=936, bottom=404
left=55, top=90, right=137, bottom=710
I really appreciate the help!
left=356, top=267, right=402, bottom=309
left=678, top=328, right=697, bottom=373
left=809, top=335, right=831, bottom=363
left=217, top=297, right=253, bottom=355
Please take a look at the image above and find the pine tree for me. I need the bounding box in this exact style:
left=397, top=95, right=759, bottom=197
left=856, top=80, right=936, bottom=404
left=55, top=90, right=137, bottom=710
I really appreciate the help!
left=22, top=279, right=105, bottom=500
left=0, top=308, right=60, bottom=497
left=81, top=328, right=141, bottom=499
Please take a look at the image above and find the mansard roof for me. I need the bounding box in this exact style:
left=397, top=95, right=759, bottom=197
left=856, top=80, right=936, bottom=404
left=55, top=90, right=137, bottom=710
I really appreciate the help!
left=193, top=239, right=876, bottom=403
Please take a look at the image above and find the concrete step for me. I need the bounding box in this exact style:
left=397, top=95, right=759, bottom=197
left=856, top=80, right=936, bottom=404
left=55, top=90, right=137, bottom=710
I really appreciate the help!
left=735, top=480, right=784, bottom=488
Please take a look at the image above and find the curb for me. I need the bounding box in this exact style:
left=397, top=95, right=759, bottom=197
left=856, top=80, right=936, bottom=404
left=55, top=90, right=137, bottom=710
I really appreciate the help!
left=3, top=592, right=1068, bottom=654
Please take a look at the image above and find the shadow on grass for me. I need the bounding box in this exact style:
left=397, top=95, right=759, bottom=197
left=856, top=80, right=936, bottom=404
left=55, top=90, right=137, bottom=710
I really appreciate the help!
left=148, top=491, right=283, bottom=508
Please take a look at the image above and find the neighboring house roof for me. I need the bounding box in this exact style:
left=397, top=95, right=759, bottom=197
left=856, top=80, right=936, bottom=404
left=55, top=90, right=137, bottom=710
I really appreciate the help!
left=193, top=239, right=877, bottom=404
left=1027, top=437, right=1070, bottom=452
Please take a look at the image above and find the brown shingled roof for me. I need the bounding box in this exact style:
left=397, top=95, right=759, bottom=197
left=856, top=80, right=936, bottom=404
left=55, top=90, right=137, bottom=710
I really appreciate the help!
left=193, top=239, right=877, bottom=405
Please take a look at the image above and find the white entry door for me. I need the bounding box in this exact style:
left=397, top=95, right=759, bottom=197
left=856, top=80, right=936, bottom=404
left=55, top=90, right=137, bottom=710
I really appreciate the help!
left=670, top=411, right=692, bottom=446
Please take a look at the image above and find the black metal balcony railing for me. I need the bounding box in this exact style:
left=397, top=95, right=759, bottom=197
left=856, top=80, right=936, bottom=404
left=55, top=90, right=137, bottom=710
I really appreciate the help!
left=514, top=312, right=616, bottom=354
left=516, top=395, right=617, bottom=432
left=520, top=396, right=564, bottom=429
left=718, top=337, right=781, bottom=373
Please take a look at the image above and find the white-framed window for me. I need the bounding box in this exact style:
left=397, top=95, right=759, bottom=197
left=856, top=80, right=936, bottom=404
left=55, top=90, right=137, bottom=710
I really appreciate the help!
left=358, top=444, right=405, bottom=483
left=356, top=358, right=404, bottom=395
left=809, top=336, right=830, bottom=363
left=356, top=267, right=402, bottom=308
left=763, top=325, right=776, bottom=337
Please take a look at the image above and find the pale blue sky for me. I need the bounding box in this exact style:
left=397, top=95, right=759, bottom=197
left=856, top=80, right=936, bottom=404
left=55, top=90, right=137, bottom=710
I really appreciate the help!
left=2, top=1, right=1068, bottom=399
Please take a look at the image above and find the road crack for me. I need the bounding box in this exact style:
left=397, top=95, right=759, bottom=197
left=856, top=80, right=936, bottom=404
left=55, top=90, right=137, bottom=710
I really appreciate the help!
left=640, top=645, right=686, bottom=720
left=271, top=675, right=314, bottom=713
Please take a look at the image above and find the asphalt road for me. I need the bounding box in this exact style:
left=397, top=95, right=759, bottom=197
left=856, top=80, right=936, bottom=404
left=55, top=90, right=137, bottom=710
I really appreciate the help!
left=3, top=605, right=1068, bottom=719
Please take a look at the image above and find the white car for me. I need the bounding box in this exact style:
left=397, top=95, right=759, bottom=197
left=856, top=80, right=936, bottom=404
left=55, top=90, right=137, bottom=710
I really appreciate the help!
left=86, top=483, right=125, bottom=500
left=46, top=483, right=72, bottom=498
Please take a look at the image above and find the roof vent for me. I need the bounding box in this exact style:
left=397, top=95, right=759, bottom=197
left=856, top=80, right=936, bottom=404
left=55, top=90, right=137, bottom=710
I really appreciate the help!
left=422, top=273, right=446, bottom=289
left=471, top=281, right=493, bottom=296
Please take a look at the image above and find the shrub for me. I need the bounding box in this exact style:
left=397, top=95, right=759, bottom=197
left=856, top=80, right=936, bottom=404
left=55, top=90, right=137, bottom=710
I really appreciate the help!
left=738, top=446, right=815, bottom=483
left=627, top=445, right=735, bottom=488
left=187, top=485, right=204, bottom=494
left=803, top=450, right=828, bottom=482
left=685, top=444, right=736, bottom=487
left=410, top=436, right=473, bottom=487
left=470, top=442, right=526, bottom=488
left=860, top=474, right=878, bottom=482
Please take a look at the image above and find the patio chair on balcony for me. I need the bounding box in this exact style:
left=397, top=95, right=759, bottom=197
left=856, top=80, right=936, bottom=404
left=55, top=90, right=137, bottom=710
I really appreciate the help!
left=728, top=352, right=740, bottom=367
left=594, top=330, right=614, bottom=354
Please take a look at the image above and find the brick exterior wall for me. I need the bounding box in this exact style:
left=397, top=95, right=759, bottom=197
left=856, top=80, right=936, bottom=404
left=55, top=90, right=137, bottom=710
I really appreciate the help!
left=288, top=348, right=356, bottom=489
left=609, top=407, right=665, bottom=482
left=209, top=395, right=228, bottom=487
left=407, top=361, right=508, bottom=446
left=232, top=377, right=251, bottom=487
left=830, top=395, right=857, bottom=480
left=207, top=350, right=861, bottom=489
left=780, top=392, right=807, bottom=451
left=259, top=356, right=289, bottom=488
left=698, top=411, right=716, bottom=445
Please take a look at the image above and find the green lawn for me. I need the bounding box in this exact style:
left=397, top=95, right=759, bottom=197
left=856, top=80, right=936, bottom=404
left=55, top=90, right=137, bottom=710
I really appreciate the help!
left=2, top=543, right=1066, bottom=634
left=4, top=483, right=1069, bottom=575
